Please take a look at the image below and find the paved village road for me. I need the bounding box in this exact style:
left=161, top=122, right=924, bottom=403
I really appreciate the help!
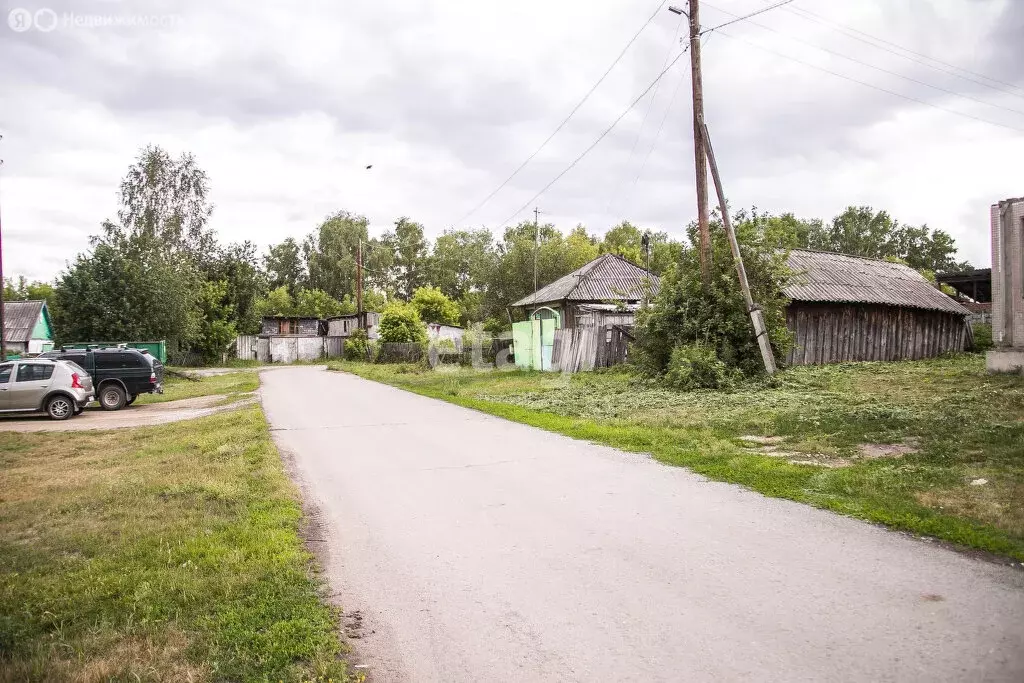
left=261, top=367, right=1024, bottom=683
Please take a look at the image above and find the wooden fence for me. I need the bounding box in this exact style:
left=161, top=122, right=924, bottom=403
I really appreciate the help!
left=551, top=325, right=632, bottom=373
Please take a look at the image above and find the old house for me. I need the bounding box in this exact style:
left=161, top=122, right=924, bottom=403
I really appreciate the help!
left=510, top=253, right=659, bottom=328
left=235, top=316, right=330, bottom=363
left=783, top=249, right=970, bottom=365
left=2, top=300, right=54, bottom=356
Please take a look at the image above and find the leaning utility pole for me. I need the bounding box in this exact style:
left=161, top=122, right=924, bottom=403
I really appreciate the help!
left=682, top=0, right=711, bottom=286
left=0, top=136, right=6, bottom=361
left=701, top=123, right=776, bottom=374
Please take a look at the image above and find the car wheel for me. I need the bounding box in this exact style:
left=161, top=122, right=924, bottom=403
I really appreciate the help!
left=100, top=385, right=127, bottom=411
left=46, top=395, right=74, bottom=420
left=126, top=394, right=137, bottom=406
left=74, top=404, right=84, bottom=415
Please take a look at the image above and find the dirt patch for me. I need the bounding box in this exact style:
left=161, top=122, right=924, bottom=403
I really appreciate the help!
left=857, top=442, right=919, bottom=459
left=0, top=394, right=255, bottom=432
left=739, top=435, right=786, bottom=446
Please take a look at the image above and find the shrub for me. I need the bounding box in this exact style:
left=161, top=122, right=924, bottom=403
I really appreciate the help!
left=664, top=343, right=735, bottom=390
left=410, top=286, right=460, bottom=326
left=972, top=322, right=993, bottom=352
left=632, top=209, right=793, bottom=380
left=378, top=301, right=428, bottom=344
left=343, top=328, right=376, bottom=361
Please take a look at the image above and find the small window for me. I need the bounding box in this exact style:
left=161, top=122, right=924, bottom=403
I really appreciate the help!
left=16, top=364, right=55, bottom=382
left=0, top=364, right=12, bottom=383
left=279, top=319, right=299, bottom=334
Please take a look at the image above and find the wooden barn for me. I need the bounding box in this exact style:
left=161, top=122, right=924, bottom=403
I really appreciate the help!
left=783, top=249, right=970, bottom=365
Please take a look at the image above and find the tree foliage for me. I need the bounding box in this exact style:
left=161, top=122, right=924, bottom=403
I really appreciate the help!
left=633, top=211, right=793, bottom=381
left=378, top=301, right=427, bottom=344
left=410, top=286, right=460, bottom=325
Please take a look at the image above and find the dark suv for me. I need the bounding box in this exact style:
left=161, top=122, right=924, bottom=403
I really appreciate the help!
left=40, top=348, right=164, bottom=410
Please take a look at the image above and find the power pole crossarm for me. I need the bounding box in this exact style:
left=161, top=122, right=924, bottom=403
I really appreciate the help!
left=701, top=123, right=777, bottom=375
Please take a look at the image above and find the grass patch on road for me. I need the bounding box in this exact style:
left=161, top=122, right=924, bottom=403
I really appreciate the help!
left=133, top=371, right=260, bottom=406
left=330, top=355, right=1024, bottom=561
left=0, top=405, right=351, bottom=681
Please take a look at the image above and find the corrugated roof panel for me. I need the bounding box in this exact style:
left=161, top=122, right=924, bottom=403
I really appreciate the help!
left=784, top=250, right=968, bottom=315
left=2, top=300, right=45, bottom=343
left=511, top=254, right=660, bottom=307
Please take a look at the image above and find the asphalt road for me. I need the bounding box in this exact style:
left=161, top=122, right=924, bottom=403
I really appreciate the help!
left=261, top=366, right=1024, bottom=683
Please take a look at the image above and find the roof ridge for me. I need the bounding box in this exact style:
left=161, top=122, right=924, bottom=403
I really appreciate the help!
left=789, top=247, right=912, bottom=267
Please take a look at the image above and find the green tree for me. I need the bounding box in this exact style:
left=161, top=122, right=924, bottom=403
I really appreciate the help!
left=194, top=280, right=237, bottom=363
left=254, top=286, right=295, bottom=317
left=304, top=211, right=369, bottom=300
left=428, top=228, right=496, bottom=301
left=52, top=242, right=201, bottom=346
left=265, top=237, right=306, bottom=294
left=382, top=217, right=430, bottom=300
left=633, top=211, right=793, bottom=380
left=3, top=276, right=56, bottom=303
left=378, top=301, right=427, bottom=343
left=202, top=241, right=267, bottom=335
left=410, top=286, right=460, bottom=325
left=103, top=144, right=215, bottom=263
left=294, top=289, right=345, bottom=319
left=600, top=221, right=644, bottom=264
left=803, top=206, right=968, bottom=273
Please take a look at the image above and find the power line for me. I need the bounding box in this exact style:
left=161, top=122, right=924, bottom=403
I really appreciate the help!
left=452, top=0, right=670, bottom=228
left=714, top=28, right=1024, bottom=134
left=701, top=1, right=1024, bottom=118
left=784, top=2, right=1024, bottom=98
left=606, top=14, right=686, bottom=217
left=497, top=49, right=689, bottom=229
left=700, top=0, right=795, bottom=34
left=624, top=56, right=690, bottom=213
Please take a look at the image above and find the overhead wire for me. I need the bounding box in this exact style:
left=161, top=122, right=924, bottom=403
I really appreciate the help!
left=451, top=0, right=670, bottom=228
left=496, top=48, right=690, bottom=230
left=701, top=1, right=1024, bottom=118
left=605, top=13, right=687, bottom=218
left=700, top=0, right=796, bottom=34
left=713, top=28, right=1024, bottom=134
left=783, top=2, right=1024, bottom=99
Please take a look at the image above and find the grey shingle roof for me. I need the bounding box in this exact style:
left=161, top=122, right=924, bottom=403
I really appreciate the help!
left=3, top=300, right=45, bottom=343
left=784, top=250, right=968, bottom=315
left=511, top=253, right=660, bottom=307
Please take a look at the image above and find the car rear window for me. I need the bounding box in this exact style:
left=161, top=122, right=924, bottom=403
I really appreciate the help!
left=16, top=364, right=55, bottom=382
left=64, top=361, right=89, bottom=376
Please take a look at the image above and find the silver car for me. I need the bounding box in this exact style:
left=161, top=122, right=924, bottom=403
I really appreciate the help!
left=0, top=359, right=95, bottom=420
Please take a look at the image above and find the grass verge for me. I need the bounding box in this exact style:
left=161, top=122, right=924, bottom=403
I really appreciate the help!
left=134, top=371, right=260, bottom=406
left=0, top=405, right=351, bottom=682
left=330, top=356, right=1024, bottom=562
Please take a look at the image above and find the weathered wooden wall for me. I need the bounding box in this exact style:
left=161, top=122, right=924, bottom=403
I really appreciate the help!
left=786, top=303, right=968, bottom=366
left=551, top=325, right=632, bottom=372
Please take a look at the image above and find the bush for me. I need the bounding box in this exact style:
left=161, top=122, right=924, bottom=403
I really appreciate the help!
left=972, top=322, right=993, bottom=352
left=664, top=343, right=735, bottom=390
left=343, top=328, right=376, bottom=361
left=632, top=209, right=793, bottom=380
left=378, top=301, right=428, bottom=344
left=411, top=286, right=460, bottom=325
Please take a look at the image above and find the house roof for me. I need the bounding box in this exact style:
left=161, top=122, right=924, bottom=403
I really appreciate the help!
left=784, top=249, right=969, bottom=315
left=511, top=253, right=659, bottom=308
left=3, top=300, right=46, bottom=343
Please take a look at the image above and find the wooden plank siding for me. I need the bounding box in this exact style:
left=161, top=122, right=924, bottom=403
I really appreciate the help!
left=786, top=303, right=968, bottom=366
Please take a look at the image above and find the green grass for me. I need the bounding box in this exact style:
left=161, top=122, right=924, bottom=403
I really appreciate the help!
left=0, top=406, right=352, bottom=682
left=133, top=371, right=260, bottom=406
left=330, top=356, right=1024, bottom=561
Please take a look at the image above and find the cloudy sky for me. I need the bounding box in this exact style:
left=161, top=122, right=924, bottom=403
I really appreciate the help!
left=1, top=0, right=1021, bottom=282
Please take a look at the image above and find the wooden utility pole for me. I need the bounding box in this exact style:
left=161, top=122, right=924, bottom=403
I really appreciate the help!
left=533, top=207, right=541, bottom=294
left=356, top=239, right=364, bottom=329
left=701, top=123, right=777, bottom=375
left=687, top=0, right=711, bottom=286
